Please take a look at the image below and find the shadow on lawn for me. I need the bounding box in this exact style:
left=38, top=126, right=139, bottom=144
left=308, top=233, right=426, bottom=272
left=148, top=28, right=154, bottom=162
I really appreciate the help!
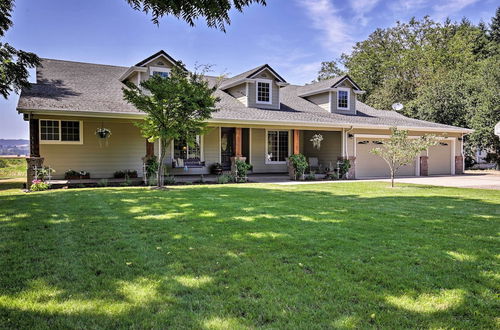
left=0, top=184, right=498, bottom=328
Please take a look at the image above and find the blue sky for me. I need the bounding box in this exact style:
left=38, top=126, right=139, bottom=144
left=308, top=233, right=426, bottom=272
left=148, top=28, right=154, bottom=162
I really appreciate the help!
left=1, top=0, right=497, bottom=139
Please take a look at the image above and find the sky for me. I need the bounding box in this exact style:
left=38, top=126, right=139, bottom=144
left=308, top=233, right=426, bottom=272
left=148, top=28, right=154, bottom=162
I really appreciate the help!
left=0, top=0, right=497, bottom=139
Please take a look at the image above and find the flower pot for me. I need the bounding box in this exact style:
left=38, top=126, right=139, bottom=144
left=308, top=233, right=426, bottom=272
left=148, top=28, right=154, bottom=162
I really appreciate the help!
left=97, top=131, right=110, bottom=139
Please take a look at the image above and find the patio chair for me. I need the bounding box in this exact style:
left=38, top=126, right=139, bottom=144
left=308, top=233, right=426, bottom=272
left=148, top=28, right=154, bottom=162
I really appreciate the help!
left=308, top=157, right=319, bottom=171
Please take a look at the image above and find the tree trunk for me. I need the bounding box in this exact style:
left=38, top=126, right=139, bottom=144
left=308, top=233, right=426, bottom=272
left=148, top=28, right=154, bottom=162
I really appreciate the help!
left=390, top=169, right=395, bottom=187
left=157, top=139, right=168, bottom=187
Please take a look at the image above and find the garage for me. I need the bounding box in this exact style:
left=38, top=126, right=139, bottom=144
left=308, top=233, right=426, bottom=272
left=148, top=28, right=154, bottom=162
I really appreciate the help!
left=355, top=138, right=416, bottom=178
left=428, top=141, right=452, bottom=175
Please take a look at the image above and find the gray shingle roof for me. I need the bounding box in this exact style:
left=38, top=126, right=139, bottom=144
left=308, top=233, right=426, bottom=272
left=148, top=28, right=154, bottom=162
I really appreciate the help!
left=18, top=58, right=471, bottom=132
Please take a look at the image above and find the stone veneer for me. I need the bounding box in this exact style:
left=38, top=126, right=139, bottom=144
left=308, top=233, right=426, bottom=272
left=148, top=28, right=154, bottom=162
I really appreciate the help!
left=455, top=155, right=464, bottom=174
left=26, top=157, right=44, bottom=186
left=420, top=156, right=429, bottom=176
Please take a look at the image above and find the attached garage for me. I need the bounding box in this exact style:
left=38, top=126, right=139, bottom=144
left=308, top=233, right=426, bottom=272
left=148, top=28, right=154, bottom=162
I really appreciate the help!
left=428, top=141, right=453, bottom=175
left=355, top=138, right=416, bottom=178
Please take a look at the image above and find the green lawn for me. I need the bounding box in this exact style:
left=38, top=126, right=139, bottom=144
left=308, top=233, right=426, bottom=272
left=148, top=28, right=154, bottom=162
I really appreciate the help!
left=0, top=158, right=26, bottom=179
left=0, top=181, right=498, bottom=329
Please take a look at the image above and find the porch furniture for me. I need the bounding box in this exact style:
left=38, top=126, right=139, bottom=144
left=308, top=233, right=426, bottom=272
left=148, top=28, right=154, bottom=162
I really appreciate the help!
left=308, top=157, right=319, bottom=171
left=172, top=157, right=205, bottom=168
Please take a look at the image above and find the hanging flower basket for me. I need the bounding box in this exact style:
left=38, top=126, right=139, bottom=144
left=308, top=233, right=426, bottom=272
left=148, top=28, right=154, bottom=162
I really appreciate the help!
left=310, top=134, right=323, bottom=150
left=95, top=128, right=112, bottom=139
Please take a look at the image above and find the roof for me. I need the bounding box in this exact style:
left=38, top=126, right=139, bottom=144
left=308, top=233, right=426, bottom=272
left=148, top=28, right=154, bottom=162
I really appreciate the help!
left=17, top=58, right=472, bottom=133
left=219, top=64, right=286, bottom=90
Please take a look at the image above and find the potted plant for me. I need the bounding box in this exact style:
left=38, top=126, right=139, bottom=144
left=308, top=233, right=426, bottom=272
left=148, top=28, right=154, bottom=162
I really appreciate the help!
left=287, top=154, right=308, bottom=180
left=65, top=169, right=90, bottom=180
left=210, top=162, right=223, bottom=175
left=95, top=127, right=112, bottom=139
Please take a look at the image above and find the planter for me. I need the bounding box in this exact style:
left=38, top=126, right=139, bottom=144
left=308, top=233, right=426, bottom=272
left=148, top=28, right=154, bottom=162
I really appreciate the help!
left=97, top=131, right=110, bottom=139
left=65, top=174, right=90, bottom=180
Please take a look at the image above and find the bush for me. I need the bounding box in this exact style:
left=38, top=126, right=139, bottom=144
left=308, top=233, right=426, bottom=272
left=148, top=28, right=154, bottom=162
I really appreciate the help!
left=217, top=174, right=234, bottom=184
left=288, top=154, right=308, bottom=180
left=113, top=170, right=138, bottom=179
left=0, top=159, right=7, bottom=168
left=97, top=179, right=108, bottom=187
left=210, top=162, right=223, bottom=175
left=305, top=171, right=316, bottom=181
left=164, top=175, right=176, bottom=185
left=30, top=180, right=50, bottom=191
left=235, top=160, right=252, bottom=182
left=145, top=156, right=159, bottom=180
left=339, top=160, right=351, bottom=179
left=64, top=169, right=90, bottom=179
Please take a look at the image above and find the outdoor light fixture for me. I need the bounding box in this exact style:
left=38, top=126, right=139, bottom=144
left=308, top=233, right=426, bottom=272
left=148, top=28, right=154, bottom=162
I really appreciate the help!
left=348, top=134, right=354, bottom=138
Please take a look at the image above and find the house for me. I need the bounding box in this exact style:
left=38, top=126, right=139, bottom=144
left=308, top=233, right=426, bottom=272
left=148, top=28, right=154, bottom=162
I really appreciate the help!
left=17, top=50, right=472, bottom=182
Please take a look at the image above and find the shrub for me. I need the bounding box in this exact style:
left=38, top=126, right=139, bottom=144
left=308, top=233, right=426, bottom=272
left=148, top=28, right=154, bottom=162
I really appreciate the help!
left=164, top=175, right=176, bottom=185
left=145, top=156, right=159, bottom=180
left=0, top=159, right=7, bottom=168
left=113, top=170, right=138, bottom=179
left=235, top=160, right=252, bottom=182
left=217, top=174, right=234, bottom=184
left=30, top=179, right=50, bottom=191
left=97, top=179, right=108, bottom=187
left=288, top=154, right=308, bottom=180
left=64, top=169, right=90, bottom=179
left=326, top=172, right=339, bottom=180
left=338, top=160, right=351, bottom=179
left=305, top=171, right=316, bottom=181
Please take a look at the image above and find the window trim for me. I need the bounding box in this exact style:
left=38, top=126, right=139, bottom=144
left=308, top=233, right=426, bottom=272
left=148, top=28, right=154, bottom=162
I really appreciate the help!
left=255, top=79, right=273, bottom=105
left=149, top=66, right=171, bottom=77
left=170, top=135, right=204, bottom=161
left=265, top=129, right=290, bottom=165
left=39, top=119, right=83, bottom=144
left=337, top=87, right=350, bottom=110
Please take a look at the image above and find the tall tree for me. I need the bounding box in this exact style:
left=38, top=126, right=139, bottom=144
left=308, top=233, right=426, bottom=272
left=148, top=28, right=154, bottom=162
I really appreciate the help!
left=123, top=65, right=219, bottom=187
left=0, top=0, right=40, bottom=99
left=126, top=0, right=266, bottom=31
left=371, top=128, right=437, bottom=187
left=491, top=7, right=500, bottom=43
left=316, top=60, right=345, bottom=81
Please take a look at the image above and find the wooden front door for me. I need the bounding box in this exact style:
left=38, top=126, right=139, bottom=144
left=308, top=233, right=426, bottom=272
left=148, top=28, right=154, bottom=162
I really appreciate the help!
left=220, top=128, right=235, bottom=170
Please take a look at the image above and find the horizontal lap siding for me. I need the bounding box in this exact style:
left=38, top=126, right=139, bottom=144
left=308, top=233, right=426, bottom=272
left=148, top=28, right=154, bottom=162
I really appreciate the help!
left=250, top=128, right=288, bottom=173
left=40, top=120, right=144, bottom=179
left=302, top=131, right=342, bottom=169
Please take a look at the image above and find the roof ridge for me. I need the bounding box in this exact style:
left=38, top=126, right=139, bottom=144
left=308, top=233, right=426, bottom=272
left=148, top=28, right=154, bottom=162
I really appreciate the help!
left=40, top=58, right=128, bottom=69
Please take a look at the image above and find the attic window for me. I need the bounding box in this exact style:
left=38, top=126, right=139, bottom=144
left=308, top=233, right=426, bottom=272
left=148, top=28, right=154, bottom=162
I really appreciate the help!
left=256, top=79, right=272, bottom=104
left=337, top=87, right=350, bottom=110
left=149, top=66, right=170, bottom=78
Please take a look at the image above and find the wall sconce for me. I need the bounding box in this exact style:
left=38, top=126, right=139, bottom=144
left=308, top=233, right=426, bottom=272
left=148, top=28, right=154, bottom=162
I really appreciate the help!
left=458, top=137, right=463, bottom=141
left=348, top=134, right=354, bottom=138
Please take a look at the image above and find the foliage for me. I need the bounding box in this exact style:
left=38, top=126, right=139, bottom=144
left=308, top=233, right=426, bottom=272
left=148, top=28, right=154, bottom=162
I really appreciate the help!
left=288, top=154, right=308, bottom=180
left=305, top=171, right=316, bottom=181
left=123, top=65, right=219, bottom=187
left=144, top=156, right=159, bottom=180
left=316, top=60, right=345, bottom=81
left=164, top=175, right=176, bottom=185
left=113, top=170, right=138, bottom=179
left=0, top=158, right=25, bottom=179
left=210, top=162, right=223, bottom=174
left=338, top=159, right=351, bottom=179
left=29, top=179, right=49, bottom=191
left=0, top=181, right=498, bottom=328
left=318, top=13, right=500, bottom=156
left=235, top=160, right=252, bottom=182
left=326, top=171, right=339, bottom=180
left=35, top=166, right=55, bottom=181
left=0, top=0, right=40, bottom=99
left=216, top=173, right=234, bottom=184
left=371, top=128, right=437, bottom=187
left=126, top=0, right=266, bottom=31
left=64, top=170, right=90, bottom=179
left=97, top=179, right=109, bottom=187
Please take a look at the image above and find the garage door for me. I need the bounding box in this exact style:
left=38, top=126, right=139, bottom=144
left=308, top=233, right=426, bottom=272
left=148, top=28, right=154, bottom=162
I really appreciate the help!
left=428, top=141, right=452, bottom=175
left=356, top=139, right=416, bottom=178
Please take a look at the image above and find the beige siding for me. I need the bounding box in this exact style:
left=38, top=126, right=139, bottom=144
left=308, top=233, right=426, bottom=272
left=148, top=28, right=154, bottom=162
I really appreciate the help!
left=246, top=69, right=280, bottom=110
left=331, top=81, right=357, bottom=115
left=302, top=131, right=342, bottom=169
left=39, top=118, right=145, bottom=179
left=204, top=127, right=220, bottom=165
left=226, top=84, right=247, bottom=106
left=250, top=128, right=288, bottom=173
left=428, top=141, right=452, bottom=175
left=306, top=92, right=330, bottom=111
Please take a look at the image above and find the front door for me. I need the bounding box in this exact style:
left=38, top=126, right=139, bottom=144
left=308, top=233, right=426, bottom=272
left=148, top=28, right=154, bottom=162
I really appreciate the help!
left=221, top=128, right=235, bottom=170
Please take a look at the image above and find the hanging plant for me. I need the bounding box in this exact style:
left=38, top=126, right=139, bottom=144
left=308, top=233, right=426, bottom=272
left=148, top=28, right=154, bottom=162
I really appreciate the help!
left=310, top=133, right=323, bottom=150
left=95, top=127, right=112, bottom=139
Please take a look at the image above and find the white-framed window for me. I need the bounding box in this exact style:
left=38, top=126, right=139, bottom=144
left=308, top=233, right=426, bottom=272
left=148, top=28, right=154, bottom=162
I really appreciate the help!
left=172, top=135, right=202, bottom=160
left=266, top=130, right=289, bottom=164
left=256, top=79, right=272, bottom=104
left=149, top=66, right=170, bottom=78
left=39, top=119, right=83, bottom=144
left=337, top=87, right=350, bottom=110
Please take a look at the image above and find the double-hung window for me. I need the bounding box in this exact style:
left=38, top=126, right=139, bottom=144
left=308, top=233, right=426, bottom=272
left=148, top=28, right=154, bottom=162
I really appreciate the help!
left=40, top=120, right=82, bottom=144
left=256, top=79, right=272, bottom=104
left=149, top=66, right=170, bottom=78
left=173, top=136, right=201, bottom=160
left=337, top=88, right=350, bottom=110
left=266, top=130, right=289, bottom=164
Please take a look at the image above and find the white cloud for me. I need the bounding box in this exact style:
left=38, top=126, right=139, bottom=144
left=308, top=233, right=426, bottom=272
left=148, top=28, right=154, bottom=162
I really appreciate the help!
left=392, top=0, right=480, bottom=21
left=432, top=0, right=480, bottom=20
left=296, top=0, right=353, bottom=55
left=350, top=0, right=380, bottom=26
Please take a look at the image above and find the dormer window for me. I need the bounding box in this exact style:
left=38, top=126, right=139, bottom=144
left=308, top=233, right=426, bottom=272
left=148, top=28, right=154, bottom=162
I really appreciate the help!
left=337, top=88, right=350, bottom=110
left=256, top=79, right=272, bottom=104
left=149, top=66, right=170, bottom=78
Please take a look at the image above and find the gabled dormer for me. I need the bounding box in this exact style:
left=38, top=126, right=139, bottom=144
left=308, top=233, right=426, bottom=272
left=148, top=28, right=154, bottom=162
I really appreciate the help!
left=119, top=50, right=184, bottom=85
left=220, top=64, right=288, bottom=110
left=298, top=75, right=365, bottom=115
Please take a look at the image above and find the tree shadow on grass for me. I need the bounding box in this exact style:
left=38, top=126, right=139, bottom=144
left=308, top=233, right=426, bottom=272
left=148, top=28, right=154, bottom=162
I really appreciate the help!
left=0, top=184, right=498, bottom=328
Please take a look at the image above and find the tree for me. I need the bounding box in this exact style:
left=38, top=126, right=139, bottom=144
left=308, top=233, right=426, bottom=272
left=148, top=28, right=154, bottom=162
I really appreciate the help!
left=370, top=128, right=437, bottom=187
left=0, top=0, right=40, bottom=99
left=126, top=0, right=266, bottom=31
left=491, top=7, right=500, bottom=43
left=316, top=60, right=345, bottom=81
left=122, top=65, right=219, bottom=187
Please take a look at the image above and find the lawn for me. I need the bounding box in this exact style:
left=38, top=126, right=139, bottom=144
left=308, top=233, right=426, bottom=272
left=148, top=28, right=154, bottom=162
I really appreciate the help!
left=0, top=158, right=26, bottom=179
left=0, top=181, right=498, bottom=329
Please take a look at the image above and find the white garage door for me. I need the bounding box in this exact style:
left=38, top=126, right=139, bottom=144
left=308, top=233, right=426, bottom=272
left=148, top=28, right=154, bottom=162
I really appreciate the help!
left=428, top=141, right=452, bottom=175
left=356, top=139, right=416, bottom=178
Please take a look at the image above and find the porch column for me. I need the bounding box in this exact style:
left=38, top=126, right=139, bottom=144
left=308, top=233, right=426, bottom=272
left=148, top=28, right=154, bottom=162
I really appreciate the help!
left=26, top=118, right=43, bottom=186
left=293, top=129, right=300, bottom=155
left=420, top=156, right=429, bottom=176
left=235, top=127, right=242, bottom=157
left=145, top=139, right=154, bottom=158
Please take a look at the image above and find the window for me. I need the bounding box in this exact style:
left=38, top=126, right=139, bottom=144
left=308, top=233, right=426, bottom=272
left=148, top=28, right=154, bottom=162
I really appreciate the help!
left=149, top=66, right=170, bottom=78
left=266, top=130, right=289, bottom=163
left=337, top=88, right=350, bottom=110
left=40, top=120, right=82, bottom=143
left=256, top=79, right=272, bottom=104
left=173, top=136, right=201, bottom=160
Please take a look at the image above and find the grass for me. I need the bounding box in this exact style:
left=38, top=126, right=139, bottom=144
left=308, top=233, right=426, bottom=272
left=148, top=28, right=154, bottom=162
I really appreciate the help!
left=0, top=158, right=26, bottom=179
left=0, top=181, right=498, bottom=329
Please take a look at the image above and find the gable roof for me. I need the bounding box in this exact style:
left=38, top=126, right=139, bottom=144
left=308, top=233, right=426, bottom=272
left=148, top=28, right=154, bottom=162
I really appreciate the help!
left=219, top=64, right=286, bottom=90
left=135, top=50, right=181, bottom=67
left=17, top=58, right=472, bottom=133
left=297, top=75, right=362, bottom=97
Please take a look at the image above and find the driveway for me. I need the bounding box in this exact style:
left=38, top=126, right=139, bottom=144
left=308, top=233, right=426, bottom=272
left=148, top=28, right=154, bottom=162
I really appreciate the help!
left=374, top=172, right=500, bottom=190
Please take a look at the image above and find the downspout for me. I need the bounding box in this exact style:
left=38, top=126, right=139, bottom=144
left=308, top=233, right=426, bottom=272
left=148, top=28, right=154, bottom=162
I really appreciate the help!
left=345, top=126, right=354, bottom=160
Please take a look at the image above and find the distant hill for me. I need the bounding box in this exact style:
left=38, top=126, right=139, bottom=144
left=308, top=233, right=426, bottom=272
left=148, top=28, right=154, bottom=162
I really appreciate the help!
left=0, top=139, right=29, bottom=156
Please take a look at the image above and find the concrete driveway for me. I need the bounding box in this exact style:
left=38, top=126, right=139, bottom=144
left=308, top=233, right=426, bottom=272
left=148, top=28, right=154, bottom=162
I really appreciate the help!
left=375, top=171, right=500, bottom=190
